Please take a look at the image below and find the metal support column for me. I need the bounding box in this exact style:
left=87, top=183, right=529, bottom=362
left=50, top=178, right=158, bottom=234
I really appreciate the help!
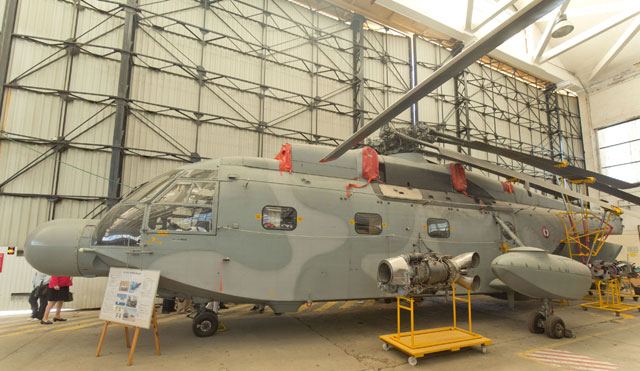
left=256, top=0, right=268, bottom=157
left=544, top=86, right=564, bottom=164
left=351, top=14, right=365, bottom=133
left=409, top=34, right=418, bottom=129
left=107, top=0, right=139, bottom=207
left=452, top=42, right=470, bottom=156
left=0, top=0, right=19, bottom=119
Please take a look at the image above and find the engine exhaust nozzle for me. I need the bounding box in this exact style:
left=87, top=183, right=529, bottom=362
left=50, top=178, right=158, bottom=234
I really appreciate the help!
left=456, top=275, right=481, bottom=291
left=451, top=252, right=480, bottom=270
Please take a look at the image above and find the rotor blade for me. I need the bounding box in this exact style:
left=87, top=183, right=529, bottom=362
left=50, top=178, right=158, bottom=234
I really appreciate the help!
left=320, top=0, right=567, bottom=163
left=392, top=130, right=630, bottom=212
left=429, top=129, right=639, bottom=189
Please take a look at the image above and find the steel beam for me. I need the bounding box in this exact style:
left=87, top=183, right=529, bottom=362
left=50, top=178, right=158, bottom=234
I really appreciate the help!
left=321, top=0, right=566, bottom=162
left=107, top=0, right=139, bottom=207
left=351, top=14, right=365, bottom=133
left=544, top=86, right=564, bottom=166
left=465, top=0, right=475, bottom=32
left=588, top=16, right=640, bottom=82
left=533, top=0, right=570, bottom=63
left=0, top=0, right=18, bottom=119
left=471, top=0, right=518, bottom=33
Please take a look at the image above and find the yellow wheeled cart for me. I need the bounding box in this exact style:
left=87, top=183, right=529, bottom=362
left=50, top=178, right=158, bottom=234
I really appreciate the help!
left=380, top=284, right=491, bottom=366
left=620, top=277, right=640, bottom=302
left=581, top=278, right=640, bottom=316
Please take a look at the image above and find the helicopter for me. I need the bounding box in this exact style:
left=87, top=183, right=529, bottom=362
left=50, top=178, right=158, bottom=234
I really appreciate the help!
left=22, top=0, right=639, bottom=338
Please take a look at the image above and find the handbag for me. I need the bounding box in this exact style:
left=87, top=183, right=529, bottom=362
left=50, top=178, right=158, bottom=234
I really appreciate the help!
left=65, top=292, right=74, bottom=302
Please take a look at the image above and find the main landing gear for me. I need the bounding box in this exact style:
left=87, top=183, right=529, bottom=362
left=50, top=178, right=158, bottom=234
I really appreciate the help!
left=527, top=299, right=573, bottom=339
left=191, top=308, right=219, bottom=337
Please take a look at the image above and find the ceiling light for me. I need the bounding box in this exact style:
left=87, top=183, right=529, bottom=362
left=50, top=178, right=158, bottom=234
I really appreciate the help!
left=551, top=14, right=574, bottom=38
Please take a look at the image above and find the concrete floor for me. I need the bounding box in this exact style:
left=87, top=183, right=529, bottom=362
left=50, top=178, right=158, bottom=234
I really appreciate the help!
left=1, top=296, right=639, bottom=370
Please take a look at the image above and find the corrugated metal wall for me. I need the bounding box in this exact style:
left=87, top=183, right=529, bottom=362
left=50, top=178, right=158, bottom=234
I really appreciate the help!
left=0, top=0, right=359, bottom=311
left=0, top=0, right=583, bottom=311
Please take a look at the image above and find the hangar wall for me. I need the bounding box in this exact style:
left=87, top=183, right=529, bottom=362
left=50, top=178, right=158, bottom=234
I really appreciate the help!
left=0, top=0, right=583, bottom=310
left=579, top=74, right=640, bottom=266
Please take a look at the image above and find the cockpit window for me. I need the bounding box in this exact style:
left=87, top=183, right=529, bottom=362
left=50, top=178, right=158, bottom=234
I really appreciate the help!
left=181, top=169, right=217, bottom=179
left=147, top=181, right=218, bottom=233
left=156, top=181, right=217, bottom=204
left=95, top=204, right=145, bottom=246
left=147, top=206, right=213, bottom=232
left=122, top=170, right=180, bottom=203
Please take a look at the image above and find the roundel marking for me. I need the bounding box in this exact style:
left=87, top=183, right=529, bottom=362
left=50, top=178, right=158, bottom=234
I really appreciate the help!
left=542, top=226, right=551, bottom=239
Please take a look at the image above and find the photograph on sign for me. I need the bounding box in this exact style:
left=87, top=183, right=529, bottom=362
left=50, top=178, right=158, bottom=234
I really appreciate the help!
left=99, top=268, right=160, bottom=329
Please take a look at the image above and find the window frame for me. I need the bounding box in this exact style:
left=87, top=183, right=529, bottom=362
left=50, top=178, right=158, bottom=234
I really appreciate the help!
left=427, top=218, right=450, bottom=238
left=354, top=212, right=383, bottom=235
left=144, top=179, right=219, bottom=235
left=261, top=205, right=298, bottom=231
left=597, top=118, right=640, bottom=184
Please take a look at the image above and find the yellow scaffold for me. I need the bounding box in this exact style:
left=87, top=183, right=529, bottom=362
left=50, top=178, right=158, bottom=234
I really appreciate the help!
left=379, top=284, right=491, bottom=366
left=556, top=177, right=640, bottom=314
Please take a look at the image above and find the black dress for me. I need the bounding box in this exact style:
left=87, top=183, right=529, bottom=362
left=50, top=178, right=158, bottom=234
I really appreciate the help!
left=48, top=286, right=70, bottom=302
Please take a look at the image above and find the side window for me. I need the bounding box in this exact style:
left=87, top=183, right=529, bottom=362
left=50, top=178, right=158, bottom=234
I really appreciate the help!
left=262, top=206, right=297, bottom=231
left=427, top=218, right=450, bottom=238
left=355, top=213, right=382, bottom=235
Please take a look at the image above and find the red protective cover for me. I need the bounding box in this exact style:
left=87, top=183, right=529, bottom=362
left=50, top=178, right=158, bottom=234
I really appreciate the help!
left=275, top=143, right=292, bottom=174
left=362, top=147, right=379, bottom=180
left=450, top=163, right=467, bottom=192
left=501, top=181, right=514, bottom=194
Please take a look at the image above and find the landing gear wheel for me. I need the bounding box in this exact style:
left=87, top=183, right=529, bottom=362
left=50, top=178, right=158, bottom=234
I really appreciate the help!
left=481, top=344, right=487, bottom=354
left=382, top=343, right=391, bottom=351
left=528, top=311, right=545, bottom=334
left=192, top=311, right=218, bottom=337
left=408, top=356, right=417, bottom=366
left=544, top=316, right=565, bottom=339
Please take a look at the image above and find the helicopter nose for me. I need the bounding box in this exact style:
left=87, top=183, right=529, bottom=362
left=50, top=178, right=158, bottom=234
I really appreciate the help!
left=24, top=219, right=89, bottom=276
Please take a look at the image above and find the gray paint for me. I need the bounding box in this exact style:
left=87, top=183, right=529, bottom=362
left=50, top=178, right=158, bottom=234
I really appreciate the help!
left=24, top=144, right=623, bottom=312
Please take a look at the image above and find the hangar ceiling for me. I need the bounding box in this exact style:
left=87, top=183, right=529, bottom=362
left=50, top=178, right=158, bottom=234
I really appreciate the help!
left=335, top=0, right=640, bottom=91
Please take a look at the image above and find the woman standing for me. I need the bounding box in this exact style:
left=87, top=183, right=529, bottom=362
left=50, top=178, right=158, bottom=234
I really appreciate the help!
left=41, top=276, right=72, bottom=325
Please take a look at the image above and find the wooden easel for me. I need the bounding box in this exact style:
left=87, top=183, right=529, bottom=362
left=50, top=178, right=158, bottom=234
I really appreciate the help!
left=96, top=310, right=161, bottom=366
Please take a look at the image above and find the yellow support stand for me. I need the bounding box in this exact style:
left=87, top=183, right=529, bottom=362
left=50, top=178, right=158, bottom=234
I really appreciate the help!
left=581, top=279, right=640, bottom=316
left=379, top=284, right=491, bottom=366
left=96, top=310, right=161, bottom=366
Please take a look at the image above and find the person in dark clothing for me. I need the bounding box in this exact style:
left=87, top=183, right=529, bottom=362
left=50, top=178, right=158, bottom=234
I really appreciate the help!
left=41, top=276, right=72, bottom=325
left=29, top=271, right=50, bottom=321
left=162, top=298, right=176, bottom=314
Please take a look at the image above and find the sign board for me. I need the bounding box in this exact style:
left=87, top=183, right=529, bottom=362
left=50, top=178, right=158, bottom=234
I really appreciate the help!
left=99, top=268, right=160, bottom=329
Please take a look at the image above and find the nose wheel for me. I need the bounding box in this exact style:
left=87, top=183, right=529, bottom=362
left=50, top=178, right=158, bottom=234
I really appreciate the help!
left=528, top=299, right=572, bottom=339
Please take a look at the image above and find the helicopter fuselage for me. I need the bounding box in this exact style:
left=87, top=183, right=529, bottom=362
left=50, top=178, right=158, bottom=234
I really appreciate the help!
left=24, top=145, right=623, bottom=313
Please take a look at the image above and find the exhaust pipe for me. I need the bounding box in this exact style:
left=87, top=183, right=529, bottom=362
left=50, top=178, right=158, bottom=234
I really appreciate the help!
left=456, top=275, right=481, bottom=291
left=451, top=252, right=480, bottom=270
